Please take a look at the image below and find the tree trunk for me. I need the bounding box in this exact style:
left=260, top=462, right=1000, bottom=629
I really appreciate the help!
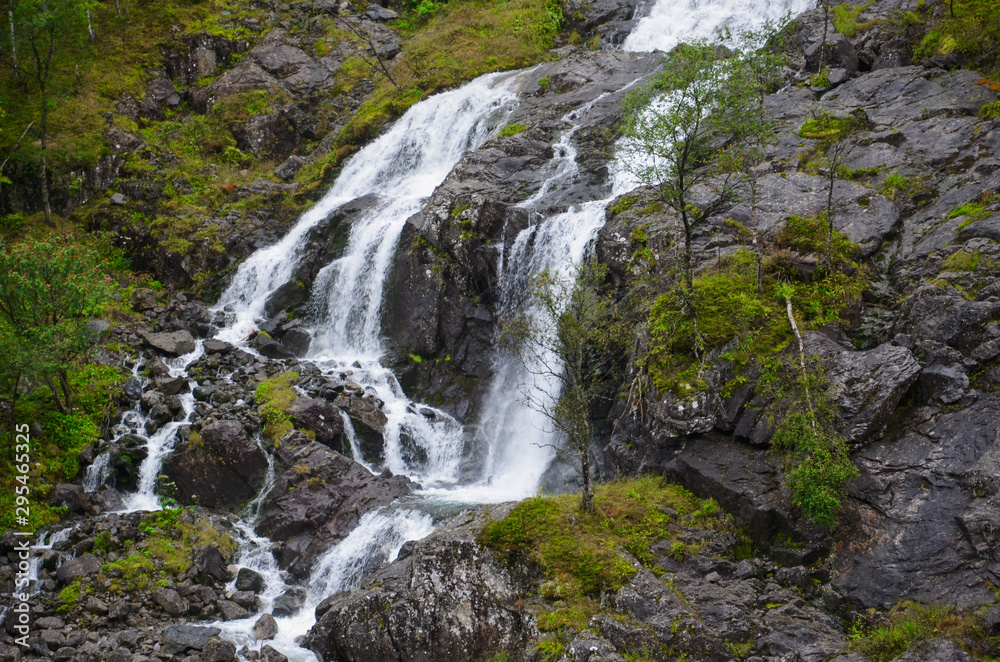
left=58, top=370, right=73, bottom=413
left=751, top=176, right=763, bottom=295
left=820, top=0, right=830, bottom=72
left=8, top=9, right=20, bottom=84
left=39, top=91, right=52, bottom=227
left=580, top=437, right=594, bottom=513
left=784, top=295, right=817, bottom=428
left=44, top=375, right=66, bottom=415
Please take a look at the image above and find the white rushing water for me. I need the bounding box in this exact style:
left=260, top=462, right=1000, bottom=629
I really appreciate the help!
left=214, top=72, right=522, bottom=348
left=623, top=0, right=814, bottom=52
left=120, top=342, right=204, bottom=513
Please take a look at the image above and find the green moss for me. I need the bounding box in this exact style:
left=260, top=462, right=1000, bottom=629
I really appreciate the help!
left=913, top=0, right=1000, bottom=71
left=849, top=601, right=997, bottom=661
left=941, top=249, right=981, bottom=271
left=831, top=0, right=878, bottom=38
left=480, top=476, right=733, bottom=632
left=498, top=123, right=528, bottom=137
left=256, top=371, right=300, bottom=441
left=799, top=113, right=860, bottom=141
left=980, top=100, right=1000, bottom=120
left=538, top=75, right=551, bottom=91
left=609, top=195, right=637, bottom=215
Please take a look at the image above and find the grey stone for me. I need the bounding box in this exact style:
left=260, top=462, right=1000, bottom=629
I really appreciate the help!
left=252, top=614, right=278, bottom=640
left=153, top=587, right=189, bottom=615
left=235, top=567, right=266, bottom=592
left=162, top=626, right=221, bottom=654
left=142, top=330, right=196, bottom=356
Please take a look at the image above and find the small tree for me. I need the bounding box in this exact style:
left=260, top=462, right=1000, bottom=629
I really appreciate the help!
left=503, top=263, right=627, bottom=513
left=0, top=235, right=112, bottom=417
left=718, top=23, right=788, bottom=294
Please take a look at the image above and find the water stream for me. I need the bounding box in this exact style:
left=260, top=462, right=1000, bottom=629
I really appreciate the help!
left=76, top=2, right=818, bottom=659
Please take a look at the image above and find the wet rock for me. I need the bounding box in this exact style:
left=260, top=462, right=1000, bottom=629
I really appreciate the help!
left=264, top=280, right=308, bottom=318
left=164, top=419, right=268, bottom=508
left=193, top=545, right=229, bottom=584
left=663, top=434, right=828, bottom=559
left=153, top=587, right=189, bottom=615
left=253, top=614, right=278, bottom=640
left=274, top=155, right=307, bottom=182
left=123, top=377, right=144, bottom=400
left=217, top=600, right=250, bottom=621
left=56, top=554, right=102, bottom=584
left=204, top=338, right=231, bottom=354
left=281, top=328, right=312, bottom=357
left=805, top=332, right=922, bottom=446
left=257, top=433, right=416, bottom=577
left=255, top=334, right=294, bottom=360
left=306, top=505, right=535, bottom=662
left=156, top=375, right=189, bottom=396
left=142, top=330, right=196, bottom=356
left=272, top=587, right=307, bottom=617
left=48, top=483, right=88, bottom=514
left=289, top=397, right=344, bottom=447
left=236, top=567, right=265, bottom=592
left=231, top=590, right=259, bottom=610
left=164, top=626, right=220, bottom=656
left=260, top=645, right=288, bottom=662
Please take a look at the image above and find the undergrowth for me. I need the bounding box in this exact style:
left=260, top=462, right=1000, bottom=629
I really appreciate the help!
left=479, top=476, right=735, bottom=632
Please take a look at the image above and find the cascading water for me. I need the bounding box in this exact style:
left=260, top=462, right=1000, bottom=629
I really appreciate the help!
left=623, top=0, right=814, bottom=53
left=120, top=342, right=204, bottom=513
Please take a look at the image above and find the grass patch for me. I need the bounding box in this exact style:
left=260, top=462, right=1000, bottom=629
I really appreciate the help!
left=849, top=601, right=999, bottom=661
left=256, top=371, right=299, bottom=441
left=479, top=476, right=733, bottom=632
left=831, top=0, right=878, bottom=38
left=327, top=0, right=563, bottom=151
left=941, top=249, right=981, bottom=271
left=498, top=123, right=528, bottom=137
left=914, top=0, right=1000, bottom=72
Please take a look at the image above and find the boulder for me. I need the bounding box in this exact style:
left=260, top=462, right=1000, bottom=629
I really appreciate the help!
left=805, top=332, right=922, bottom=447
left=164, top=419, right=268, bottom=508
left=236, top=567, right=266, bottom=592
left=253, top=614, right=278, bottom=640
left=255, top=334, right=294, bottom=360
left=202, top=638, right=237, bottom=662
left=264, top=280, right=308, bottom=318
left=163, top=626, right=222, bottom=655
left=153, top=587, right=189, bottom=615
left=272, top=587, right=307, bottom=617
left=48, top=484, right=88, bottom=514
left=142, top=330, right=196, bottom=356
left=260, top=645, right=288, bottom=662
left=217, top=600, right=250, bottom=621
left=56, top=554, right=102, bottom=584
left=257, top=432, right=415, bottom=576
left=289, top=397, right=344, bottom=448
left=282, top=328, right=312, bottom=356
left=305, top=505, right=535, bottom=662
left=274, top=155, right=307, bottom=182
left=193, top=544, right=228, bottom=584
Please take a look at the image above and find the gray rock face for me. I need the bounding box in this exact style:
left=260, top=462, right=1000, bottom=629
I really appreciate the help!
left=805, top=332, right=922, bottom=446
left=271, top=587, right=306, bottom=617
left=306, top=506, right=536, bottom=662
left=257, top=432, right=416, bottom=576
left=142, top=330, right=196, bottom=356
left=164, top=419, right=268, bottom=508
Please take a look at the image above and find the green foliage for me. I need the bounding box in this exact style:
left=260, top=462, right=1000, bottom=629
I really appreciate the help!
left=330, top=0, right=564, bottom=151
left=809, top=69, right=831, bottom=87
left=498, top=123, right=528, bottom=137
left=59, top=582, right=83, bottom=605
left=831, top=1, right=877, bottom=38
left=480, top=476, right=732, bottom=632
left=980, top=100, right=1000, bottom=120
left=799, top=113, right=862, bottom=141
left=881, top=172, right=911, bottom=200
left=913, top=0, right=1000, bottom=71
left=255, top=371, right=299, bottom=440
left=849, top=601, right=996, bottom=661
left=769, top=387, right=858, bottom=529
left=538, top=75, right=551, bottom=91
left=942, top=249, right=981, bottom=271
left=610, top=195, right=637, bottom=215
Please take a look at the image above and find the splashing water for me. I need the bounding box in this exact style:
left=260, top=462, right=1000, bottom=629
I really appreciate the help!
left=623, top=0, right=815, bottom=53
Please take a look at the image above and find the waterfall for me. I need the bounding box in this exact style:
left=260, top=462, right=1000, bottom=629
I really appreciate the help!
left=91, top=1, right=817, bottom=657
left=214, top=72, right=522, bottom=348
left=623, top=0, right=815, bottom=53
